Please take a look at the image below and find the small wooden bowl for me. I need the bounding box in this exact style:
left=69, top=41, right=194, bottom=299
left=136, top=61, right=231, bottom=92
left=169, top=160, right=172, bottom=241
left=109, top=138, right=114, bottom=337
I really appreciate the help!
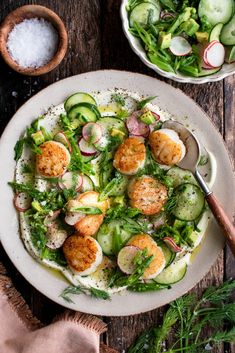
left=0, top=5, right=68, bottom=76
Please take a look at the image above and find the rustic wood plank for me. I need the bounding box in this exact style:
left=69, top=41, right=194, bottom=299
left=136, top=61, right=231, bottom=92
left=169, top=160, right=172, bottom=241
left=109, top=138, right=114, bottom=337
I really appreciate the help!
left=0, top=0, right=101, bottom=324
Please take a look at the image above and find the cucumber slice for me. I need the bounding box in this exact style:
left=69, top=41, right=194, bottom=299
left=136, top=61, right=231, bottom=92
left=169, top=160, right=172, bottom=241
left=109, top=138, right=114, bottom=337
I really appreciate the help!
left=159, top=243, right=175, bottom=268
left=129, top=2, right=161, bottom=28
left=198, top=67, right=221, bottom=77
left=198, top=0, right=234, bottom=26
left=68, top=103, right=101, bottom=129
left=64, top=92, right=96, bottom=112
left=97, top=220, right=132, bottom=255
left=95, top=116, right=127, bottom=151
left=172, top=183, right=205, bottom=221
left=225, top=45, right=235, bottom=63
left=220, top=14, right=235, bottom=46
left=167, top=167, right=196, bottom=188
left=209, top=23, right=224, bottom=42
left=154, top=257, right=187, bottom=284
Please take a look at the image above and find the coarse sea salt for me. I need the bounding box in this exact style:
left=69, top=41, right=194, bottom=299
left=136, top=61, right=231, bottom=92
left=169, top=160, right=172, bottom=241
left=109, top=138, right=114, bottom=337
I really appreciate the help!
left=7, top=18, right=58, bottom=68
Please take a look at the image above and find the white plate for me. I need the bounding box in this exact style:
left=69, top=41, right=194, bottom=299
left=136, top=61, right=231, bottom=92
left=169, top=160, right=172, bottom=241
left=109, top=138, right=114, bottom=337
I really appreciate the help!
left=120, top=0, right=235, bottom=84
left=0, top=70, right=234, bottom=316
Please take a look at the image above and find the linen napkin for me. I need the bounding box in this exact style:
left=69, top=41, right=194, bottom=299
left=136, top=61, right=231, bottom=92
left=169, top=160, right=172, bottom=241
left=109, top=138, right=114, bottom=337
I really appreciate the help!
left=0, top=262, right=118, bottom=353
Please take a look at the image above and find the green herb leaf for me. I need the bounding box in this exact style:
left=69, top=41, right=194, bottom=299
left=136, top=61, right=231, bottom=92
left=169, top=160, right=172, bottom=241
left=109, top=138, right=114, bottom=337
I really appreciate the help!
left=137, top=96, right=157, bottom=110
left=14, top=139, right=25, bottom=161
left=69, top=206, right=102, bottom=215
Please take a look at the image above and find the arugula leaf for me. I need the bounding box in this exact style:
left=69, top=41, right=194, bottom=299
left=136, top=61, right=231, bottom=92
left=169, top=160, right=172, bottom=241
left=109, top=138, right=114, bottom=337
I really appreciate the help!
left=99, top=173, right=126, bottom=200
left=42, top=247, right=67, bottom=267
left=137, top=96, right=157, bottom=110
left=69, top=206, right=102, bottom=215
left=159, top=0, right=176, bottom=12
left=106, top=205, right=141, bottom=221
left=14, top=139, right=25, bottom=161
left=60, top=284, right=110, bottom=303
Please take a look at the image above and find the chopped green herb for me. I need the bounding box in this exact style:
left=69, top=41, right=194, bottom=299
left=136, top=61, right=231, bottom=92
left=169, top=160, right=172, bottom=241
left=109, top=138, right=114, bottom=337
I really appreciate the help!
left=60, top=284, right=110, bottom=303
left=199, top=155, right=208, bottom=166
left=111, top=93, right=125, bottom=106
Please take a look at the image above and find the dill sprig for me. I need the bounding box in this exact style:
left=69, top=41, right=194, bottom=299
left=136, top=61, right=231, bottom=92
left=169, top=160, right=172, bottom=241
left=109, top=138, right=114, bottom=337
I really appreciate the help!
left=128, top=280, right=235, bottom=353
left=60, top=284, right=110, bottom=303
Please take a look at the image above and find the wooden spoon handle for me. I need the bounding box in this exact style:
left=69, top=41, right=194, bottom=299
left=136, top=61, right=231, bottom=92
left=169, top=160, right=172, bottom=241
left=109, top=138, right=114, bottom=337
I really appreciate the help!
left=206, top=193, right=235, bottom=257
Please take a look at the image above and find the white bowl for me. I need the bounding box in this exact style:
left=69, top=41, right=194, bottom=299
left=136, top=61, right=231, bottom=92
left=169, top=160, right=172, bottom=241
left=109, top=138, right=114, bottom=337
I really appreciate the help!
left=120, top=0, right=235, bottom=84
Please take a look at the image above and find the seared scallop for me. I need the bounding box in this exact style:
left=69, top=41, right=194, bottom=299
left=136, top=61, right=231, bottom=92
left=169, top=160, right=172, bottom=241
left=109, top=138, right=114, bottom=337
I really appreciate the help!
left=36, top=141, right=70, bottom=178
left=74, top=214, right=104, bottom=237
left=128, top=175, right=168, bottom=215
left=66, top=191, right=109, bottom=236
left=149, top=128, right=186, bottom=166
left=63, top=234, right=103, bottom=275
left=128, top=234, right=165, bottom=279
left=113, top=137, right=146, bottom=175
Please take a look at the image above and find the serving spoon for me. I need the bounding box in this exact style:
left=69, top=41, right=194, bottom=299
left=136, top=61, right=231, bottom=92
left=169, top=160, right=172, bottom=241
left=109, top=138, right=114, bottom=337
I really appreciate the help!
left=162, top=120, right=235, bottom=257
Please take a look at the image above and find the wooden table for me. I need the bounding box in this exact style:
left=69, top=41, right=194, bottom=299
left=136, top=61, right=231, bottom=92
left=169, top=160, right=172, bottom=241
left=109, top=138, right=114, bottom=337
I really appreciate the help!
left=0, top=1, right=234, bottom=352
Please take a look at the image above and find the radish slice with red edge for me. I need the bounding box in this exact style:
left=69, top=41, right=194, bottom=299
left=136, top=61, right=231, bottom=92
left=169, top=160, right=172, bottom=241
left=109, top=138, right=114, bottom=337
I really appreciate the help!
left=58, top=172, right=83, bottom=191
left=82, top=122, right=102, bottom=144
left=46, top=221, right=68, bottom=249
left=204, top=40, right=225, bottom=68
left=65, top=212, right=85, bottom=226
left=126, top=112, right=150, bottom=138
left=151, top=111, right=160, bottom=120
left=14, top=192, right=31, bottom=212
left=163, top=237, right=182, bottom=253
left=78, top=137, right=98, bottom=156
left=54, top=132, right=72, bottom=153
left=44, top=210, right=61, bottom=226
left=160, top=11, right=175, bottom=19
left=117, top=245, right=140, bottom=274
left=170, top=36, right=192, bottom=56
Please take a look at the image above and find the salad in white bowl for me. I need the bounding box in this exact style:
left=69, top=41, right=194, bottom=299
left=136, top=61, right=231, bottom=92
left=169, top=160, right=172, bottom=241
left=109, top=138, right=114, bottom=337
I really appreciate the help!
left=9, top=89, right=216, bottom=302
left=121, top=0, right=235, bottom=83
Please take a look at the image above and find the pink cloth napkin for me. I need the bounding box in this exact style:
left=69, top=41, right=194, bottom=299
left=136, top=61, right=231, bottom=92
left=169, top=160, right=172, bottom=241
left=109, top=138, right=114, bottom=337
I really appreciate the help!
left=0, top=263, right=117, bottom=353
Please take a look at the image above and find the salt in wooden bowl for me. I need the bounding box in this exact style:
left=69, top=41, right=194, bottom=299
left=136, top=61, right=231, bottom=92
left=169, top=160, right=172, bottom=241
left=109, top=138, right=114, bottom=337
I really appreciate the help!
left=0, top=5, right=68, bottom=76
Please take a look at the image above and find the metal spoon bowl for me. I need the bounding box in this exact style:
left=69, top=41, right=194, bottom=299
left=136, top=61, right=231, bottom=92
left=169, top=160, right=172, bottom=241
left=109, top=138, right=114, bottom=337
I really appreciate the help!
left=162, top=120, right=235, bottom=256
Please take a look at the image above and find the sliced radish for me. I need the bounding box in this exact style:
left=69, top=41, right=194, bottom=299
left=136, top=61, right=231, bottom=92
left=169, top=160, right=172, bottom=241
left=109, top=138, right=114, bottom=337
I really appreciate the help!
left=160, top=10, right=175, bottom=19
left=58, top=172, right=83, bottom=191
left=14, top=192, right=31, bottom=212
left=152, top=213, right=167, bottom=229
left=170, top=36, right=192, bottom=56
left=78, top=137, right=98, bottom=156
left=82, top=122, right=102, bottom=144
left=117, top=245, right=140, bottom=274
left=44, top=210, right=61, bottom=226
left=126, top=112, right=150, bottom=138
left=201, top=59, right=214, bottom=69
left=54, top=131, right=72, bottom=153
left=46, top=221, right=68, bottom=249
left=80, top=175, right=94, bottom=192
left=204, top=40, right=225, bottom=68
left=64, top=212, right=85, bottom=226
left=151, top=111, right=160, bottom=120
left=163, top=237, right=182, bottom=253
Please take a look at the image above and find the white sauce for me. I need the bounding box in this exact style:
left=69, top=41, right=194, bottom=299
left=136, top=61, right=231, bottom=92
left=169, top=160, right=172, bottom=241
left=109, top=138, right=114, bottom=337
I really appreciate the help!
left=16, top=89, right=217, bottom=294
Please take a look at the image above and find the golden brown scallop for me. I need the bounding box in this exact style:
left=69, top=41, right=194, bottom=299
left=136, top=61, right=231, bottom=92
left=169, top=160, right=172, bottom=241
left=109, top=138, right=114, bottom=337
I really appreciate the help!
left=36, top=141, right=70, bottom=177
left=63, top=234, right=103, bottom=275
left=149, top=129, right=186, bottom=166
left=113, top=137, right=146, bottom=175
left=128, top=175, right=168, bottom=215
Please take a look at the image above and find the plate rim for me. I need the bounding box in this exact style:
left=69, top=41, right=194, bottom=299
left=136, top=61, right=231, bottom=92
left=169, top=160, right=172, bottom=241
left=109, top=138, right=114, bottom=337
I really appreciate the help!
left=0, top=69, right=234, bottom=316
